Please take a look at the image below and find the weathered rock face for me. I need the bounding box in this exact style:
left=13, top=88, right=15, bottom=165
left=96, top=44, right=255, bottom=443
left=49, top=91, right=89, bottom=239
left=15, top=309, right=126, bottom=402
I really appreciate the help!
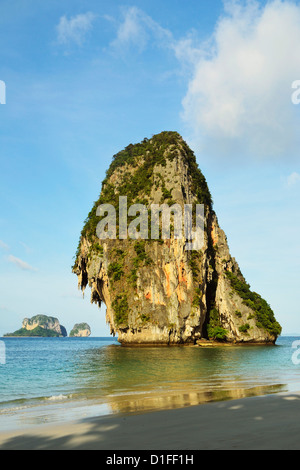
left=22, top=315, right=67, bottom=337
left=73, top=131, right=281, bottom=345
left=69, top=323, right=91, bottom=337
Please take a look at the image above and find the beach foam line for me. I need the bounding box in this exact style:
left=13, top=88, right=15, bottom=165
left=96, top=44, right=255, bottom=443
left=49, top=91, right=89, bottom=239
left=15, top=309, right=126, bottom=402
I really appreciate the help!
left=46, top=394, right=73, bottom=401
left=0, top=394, right=74, bottom=414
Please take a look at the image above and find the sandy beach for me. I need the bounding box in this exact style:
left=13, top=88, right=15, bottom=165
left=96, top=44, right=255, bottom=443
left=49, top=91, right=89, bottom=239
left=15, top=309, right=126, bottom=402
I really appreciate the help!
left=1, top=391, right=300, bottom=450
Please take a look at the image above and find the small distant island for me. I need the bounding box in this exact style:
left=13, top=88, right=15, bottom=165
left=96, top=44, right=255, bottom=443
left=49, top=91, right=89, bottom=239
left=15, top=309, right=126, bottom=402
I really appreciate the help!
left=4, top=315, right=67, bottom=337
left=69, top=323, right=91, bottom=337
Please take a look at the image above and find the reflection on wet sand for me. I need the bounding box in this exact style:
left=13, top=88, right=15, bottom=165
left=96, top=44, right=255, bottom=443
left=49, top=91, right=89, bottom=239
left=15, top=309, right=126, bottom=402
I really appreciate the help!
left=106, top=383, right=287, bottom=415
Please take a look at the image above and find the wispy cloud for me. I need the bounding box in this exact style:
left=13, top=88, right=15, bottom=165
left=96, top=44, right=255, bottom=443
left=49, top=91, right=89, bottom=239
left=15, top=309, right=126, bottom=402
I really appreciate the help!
left=8, top=255, right=38, bottom=272
left=0, top=240, right=9, bottom=251
left=56, top=12, right=96, bottom=47
left=106, top=6, right=203, bottom=69
left=19, top=241, right=32, bottom=253
left=286, top=172, right=300, bottom=187
left=109, top=6, right=172, bottom=53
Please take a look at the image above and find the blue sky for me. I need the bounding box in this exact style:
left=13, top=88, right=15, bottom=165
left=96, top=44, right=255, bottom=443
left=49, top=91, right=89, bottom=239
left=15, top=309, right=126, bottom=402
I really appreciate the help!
left=0, top=0, right=300, bottom=336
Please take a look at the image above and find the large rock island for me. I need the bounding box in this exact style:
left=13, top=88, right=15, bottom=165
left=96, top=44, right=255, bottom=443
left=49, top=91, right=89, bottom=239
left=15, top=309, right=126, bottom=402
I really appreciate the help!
left=73, top=131, right=281, bottom=345
left=5, top=315, right=67, bottom=337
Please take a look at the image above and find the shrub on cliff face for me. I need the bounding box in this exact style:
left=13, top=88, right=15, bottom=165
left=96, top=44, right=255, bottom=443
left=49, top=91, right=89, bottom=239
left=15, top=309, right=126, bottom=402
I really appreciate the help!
left=133, top=241, right=152, bottom=266
left=207, top=307, right=228, bottom=341
left=107, top=262, right=124, bottom=282
left=112, top=295, right=129, bottom=327
left=239, top=323, right=250, bottom=334
left=207, top=326, right=228, bottom=341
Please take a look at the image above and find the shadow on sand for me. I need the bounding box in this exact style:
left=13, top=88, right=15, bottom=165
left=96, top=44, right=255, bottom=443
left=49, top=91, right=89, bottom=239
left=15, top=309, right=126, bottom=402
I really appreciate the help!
left=1, top=392, right=300, bottom=450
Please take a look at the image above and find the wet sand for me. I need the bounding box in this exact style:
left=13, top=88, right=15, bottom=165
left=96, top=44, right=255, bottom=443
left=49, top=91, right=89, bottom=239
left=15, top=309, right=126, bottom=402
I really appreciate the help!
left=1, top=391, right=300, bottom=450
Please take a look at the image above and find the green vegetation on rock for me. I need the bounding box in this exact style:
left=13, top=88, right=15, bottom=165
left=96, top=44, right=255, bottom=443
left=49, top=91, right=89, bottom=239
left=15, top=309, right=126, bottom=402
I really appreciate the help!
left=69, top=323, right=91, bottom=337
left=25, top=314, right=57, bottom=326
left=239, top=323, right=250, bottom=334
left=133, top=241, right=152, bottom=267
left=188, top=251, right=202, bottom=281
left=225, top=271, right=282, bottom=337
left=107, top=261, right=124, bottom=282
left=4, top=327, right=61, bottom=337
left=112, top=294, right=129, bottom=327
left=4, top=314, right=67, bottom=337
left=207, top=307, right=228, bottom=341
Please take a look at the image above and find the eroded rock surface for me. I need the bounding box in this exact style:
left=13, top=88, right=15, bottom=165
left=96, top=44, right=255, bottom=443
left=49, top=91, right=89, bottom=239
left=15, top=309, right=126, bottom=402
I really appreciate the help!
left=69, top=323, right=91, bottom=337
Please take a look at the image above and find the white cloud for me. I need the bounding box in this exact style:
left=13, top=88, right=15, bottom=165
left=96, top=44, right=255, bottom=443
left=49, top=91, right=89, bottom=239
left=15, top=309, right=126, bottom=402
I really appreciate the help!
left=107, top=2, right=300, bottom=161
left=8, top=255, right=38, bottom=272
left=110, top=7, right=147, bottom=51
left=105, top=2, right=300, bottom=161
left=56, top=12, right=96, bottom=46
left=180, top=0, right=300, bottom=160
left=109, top=7, right=171, bottom=52
left=287, top=172, right=300, bottom=187
left=107, top=6, right=205, bottom=65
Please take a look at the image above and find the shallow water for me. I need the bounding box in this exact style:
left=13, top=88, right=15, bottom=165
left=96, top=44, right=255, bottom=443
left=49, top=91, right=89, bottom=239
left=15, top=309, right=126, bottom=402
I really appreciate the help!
left=0, top=336, right=299, bottom=430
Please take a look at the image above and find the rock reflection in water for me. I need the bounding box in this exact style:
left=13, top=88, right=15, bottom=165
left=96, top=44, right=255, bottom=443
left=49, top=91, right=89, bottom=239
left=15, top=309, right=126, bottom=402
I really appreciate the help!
left=76, top=344, right=287, bottom=415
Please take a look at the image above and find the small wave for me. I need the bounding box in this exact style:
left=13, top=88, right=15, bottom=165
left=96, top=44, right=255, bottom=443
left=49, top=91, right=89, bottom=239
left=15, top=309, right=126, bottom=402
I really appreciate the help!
left=0, top=394, right=72, bottom=414
left=0, top=404, right=32, bottom=414
left=46, top=394, right=73, bottom=401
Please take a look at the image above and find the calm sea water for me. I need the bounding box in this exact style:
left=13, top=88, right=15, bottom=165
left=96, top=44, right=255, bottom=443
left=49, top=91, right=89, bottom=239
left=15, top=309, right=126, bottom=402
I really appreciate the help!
left=0, top=336, right=300, bottom=430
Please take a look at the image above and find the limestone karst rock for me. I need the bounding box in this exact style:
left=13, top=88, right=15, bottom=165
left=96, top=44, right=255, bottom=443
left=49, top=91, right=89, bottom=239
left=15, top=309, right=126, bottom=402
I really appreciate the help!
left=5, top=315, right=67, bottom=337
left=73, top=131, right=281, bottom=345
left=69, top=323, right=91, bottom=337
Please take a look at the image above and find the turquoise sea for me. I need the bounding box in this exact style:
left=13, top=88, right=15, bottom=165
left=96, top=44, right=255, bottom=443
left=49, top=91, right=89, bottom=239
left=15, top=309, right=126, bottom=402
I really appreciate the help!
left=0, top=336, right=300, bottom=431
